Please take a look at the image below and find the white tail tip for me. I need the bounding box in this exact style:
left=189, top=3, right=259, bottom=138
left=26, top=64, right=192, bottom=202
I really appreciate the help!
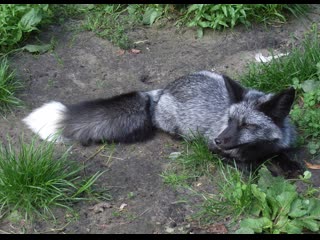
left=22, top=101, right=67, bottom=142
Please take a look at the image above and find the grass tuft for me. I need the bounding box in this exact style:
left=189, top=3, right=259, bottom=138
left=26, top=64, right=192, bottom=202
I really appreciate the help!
left=0, top=58, right=22, bottom=114
left=161, top=134, right=221, bottom=188
left=198, top=163, right=257, bottom=223
left=0, top=137, right=107, bottom=221
left=240, top=24, right=320, bottom=93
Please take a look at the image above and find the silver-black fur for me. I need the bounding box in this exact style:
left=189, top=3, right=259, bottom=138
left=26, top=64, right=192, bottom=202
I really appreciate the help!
left=23, top=71, right=303, bottom=176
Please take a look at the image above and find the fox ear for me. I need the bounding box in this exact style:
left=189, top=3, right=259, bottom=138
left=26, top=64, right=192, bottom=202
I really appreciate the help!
left=223, top=75, right=247, bottom=103
left=258, top=87, right=295, bottom=124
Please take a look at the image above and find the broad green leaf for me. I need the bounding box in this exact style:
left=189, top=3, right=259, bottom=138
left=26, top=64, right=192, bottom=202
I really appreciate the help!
left=257, top=167, right=275, bottom=190
left=300, top=219, right=319, bottom=232
left=222, top=6, right=228, bottom=16
left=187, top=4, right=202, bottom=14
left=19, top=8, right=42, bottom=31
left=240, top=217, right=272, bottom=233
left=284, top=221, right=302, bottom=234
left=276, top=191, right=298, bottom=216
left=289, top=199, right=308, bottom=218
left=267, top=195, right=280, bottom=220
left=142, top=8, right=162, bottom=25
left=203, top=13, right=211, bottom=21
left=230, top=7, right=235, bottom=18
left=198, top=21, right=209, bottom=28
left=307, top=198, right=320, bottom=218
left=235, top=227, right=254, bottom=234
left=274, top=215, right=289, bottom=230
left=197, top=28, right=203, bottom=39
left=250, top=202, right=262, bottom=216
left=22, top=44, right=52, bottom=54
left=251, top=184, right=266, bottom=203
left=301, top=79, right=320, bottom=93
left=250, top=184, right=271, bottom=218
left=218, top=20, right=228, bottom=28
left=303, top=170, right=312, bottom=180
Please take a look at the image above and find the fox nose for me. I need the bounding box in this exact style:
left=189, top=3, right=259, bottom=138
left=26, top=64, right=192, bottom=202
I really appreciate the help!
left=214, top=138, right=222, bottom=145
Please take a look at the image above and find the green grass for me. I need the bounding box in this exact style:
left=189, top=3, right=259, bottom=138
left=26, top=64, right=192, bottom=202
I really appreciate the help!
left=0, top=4, right=54, bottom=54
left=162, top=135, right=257, bottom=222
left=58, top=4, right=310, bottom=49
left=175, top=135, right=219, bottom=176
left=0, top=58, right=22, bottom=113
left=0, top=4, right=310, bottom=52
left=160, top=170, right=192, bottom=188
left=240, top=25, right=320, bottom=155
left=180, top=4, right=309, bottom=37
left=0, top=137, right=107, bottom=221
left=240, top=25, right=320, bottom=93
left=161, top=135, right=221, bottom=188
left=235, top=168, right=320, bottom=234
left=161, top=136, right=320, bottom=234
left=81, top=4, right=134, bottom=50
left=198, top=163, right=257, bottom=223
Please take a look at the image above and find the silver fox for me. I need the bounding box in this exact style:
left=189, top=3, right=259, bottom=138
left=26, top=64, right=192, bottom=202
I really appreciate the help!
left=23, top=71, right=302, bottom=176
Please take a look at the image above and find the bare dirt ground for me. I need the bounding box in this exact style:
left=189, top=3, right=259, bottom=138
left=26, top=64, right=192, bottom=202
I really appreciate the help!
left=1, top=6, right=320, bottom=234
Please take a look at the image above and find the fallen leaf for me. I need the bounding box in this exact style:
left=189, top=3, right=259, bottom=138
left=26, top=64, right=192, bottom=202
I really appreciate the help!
left=169, top=152, right=181, bottom=160
left=305, top=161, right=320, bottom=170
left=116, top=49, right=125, bottom=56
left=119, top=203, right=127, bottom=211
left=130, top=49, right=141, bottom=54
left=22, top=44, right=52, bottom=54
left=205, top=223, right=228, bottom=234
left=133, top=40, right=149, bottom=44
left=255, top=52, right=288, bottom=63
left=89, top=202, right=112, bottom=213
left=165, top=226, right=175, bottom=233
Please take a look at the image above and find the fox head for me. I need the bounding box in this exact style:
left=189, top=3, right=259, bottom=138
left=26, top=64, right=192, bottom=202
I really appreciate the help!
left=214, top=76, right=295, bottom=150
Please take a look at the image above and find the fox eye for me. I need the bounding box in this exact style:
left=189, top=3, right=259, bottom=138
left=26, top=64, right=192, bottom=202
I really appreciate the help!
left=241, top=122, right=256, bottom=129
left=240, top=122, right=248, bottom=128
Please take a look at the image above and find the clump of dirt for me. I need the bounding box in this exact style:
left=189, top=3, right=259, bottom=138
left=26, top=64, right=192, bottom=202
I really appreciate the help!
left=1, top=7, right=320, bottom=234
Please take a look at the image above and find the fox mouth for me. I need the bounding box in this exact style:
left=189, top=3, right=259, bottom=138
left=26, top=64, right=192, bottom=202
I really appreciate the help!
left=217, top=140, right=275, bottom=151
left=217, top=142, right=250, bottom=151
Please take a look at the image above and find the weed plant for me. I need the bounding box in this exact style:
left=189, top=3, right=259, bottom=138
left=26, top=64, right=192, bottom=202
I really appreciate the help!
left=0, top=4, right=53, bottom=54
left=0, top=58, right=22, bottom=113
left=0, top=137, right=105, bottom=221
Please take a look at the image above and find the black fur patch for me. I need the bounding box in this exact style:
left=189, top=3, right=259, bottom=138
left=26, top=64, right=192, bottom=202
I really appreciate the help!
left=62, top=92, right=156, bottom=145
left=223, top=75, right=247, bottom=104
left=258, top=87, right=295, bottom=125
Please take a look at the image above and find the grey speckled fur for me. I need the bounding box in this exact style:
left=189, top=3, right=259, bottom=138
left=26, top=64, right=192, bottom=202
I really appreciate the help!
left=152, top=71, right=300, bottom=174
left=23, top=70, right=302, bottom=175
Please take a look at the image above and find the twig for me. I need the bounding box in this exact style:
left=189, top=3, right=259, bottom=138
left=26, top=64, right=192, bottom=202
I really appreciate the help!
left=0, top=229, right=11, bottom=234
left=121, top=208, right=151, bottom=225
left=34, top=222, right=71, bottom=234
left=85, top=144, right=108, bottom=163
left=82, top=144, right=108, bottom=175
left=133, top=40, right=149, bottom=44
left=100, top=154, right=124, bottom=160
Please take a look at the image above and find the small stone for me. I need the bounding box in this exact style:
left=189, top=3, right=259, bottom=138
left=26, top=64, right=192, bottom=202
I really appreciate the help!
left=169, top=222, right=177, bottom=228
left=165, top=227, right=175, bottom=233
